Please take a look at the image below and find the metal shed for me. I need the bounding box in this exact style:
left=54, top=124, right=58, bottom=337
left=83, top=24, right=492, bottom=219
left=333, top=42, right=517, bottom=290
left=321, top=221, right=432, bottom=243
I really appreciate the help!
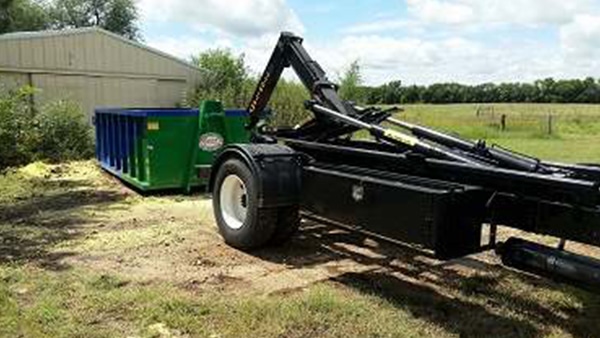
left=0, top=27, right=203, bottom=120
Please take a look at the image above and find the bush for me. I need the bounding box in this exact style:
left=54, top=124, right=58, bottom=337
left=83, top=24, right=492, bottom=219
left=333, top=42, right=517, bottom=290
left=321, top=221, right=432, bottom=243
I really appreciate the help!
left=0, top=86, right=37, bottom=168
left=33, top=100, right=94, bottom=162
left=0, top=85, right=93, bottom=170
left=269, top=79, right=310, bottom=127
left=186, top=48, right=311, bottom=128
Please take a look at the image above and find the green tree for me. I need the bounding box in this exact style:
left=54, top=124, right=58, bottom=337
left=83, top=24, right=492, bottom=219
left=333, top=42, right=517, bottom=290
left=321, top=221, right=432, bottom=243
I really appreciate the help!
left=192, top=48, right=248, bottom=92
left=50, top=0, right=141, bottom=40
left=0, top=0, right=51, bottom=34
left=188, top=48, right=249, bottom=108
left=338, top=60, right=364, bottom=103
left=102, top=0, right=139, bottom=40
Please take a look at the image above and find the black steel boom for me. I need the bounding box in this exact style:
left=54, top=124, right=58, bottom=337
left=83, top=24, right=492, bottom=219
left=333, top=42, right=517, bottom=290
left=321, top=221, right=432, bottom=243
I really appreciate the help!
left=247, top=32, right=356, bottom=131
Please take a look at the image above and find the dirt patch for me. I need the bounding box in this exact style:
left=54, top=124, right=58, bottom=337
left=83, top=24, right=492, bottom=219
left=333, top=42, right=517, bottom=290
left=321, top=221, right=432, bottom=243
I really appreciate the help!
left=3, top=160, right=600, bottom=337
left=8, top=161, right=600, bottom=297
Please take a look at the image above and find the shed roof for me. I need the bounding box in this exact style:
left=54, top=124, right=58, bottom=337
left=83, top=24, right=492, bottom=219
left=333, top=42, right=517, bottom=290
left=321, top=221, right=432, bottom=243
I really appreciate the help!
left=0, top=27, right=201, bottom=71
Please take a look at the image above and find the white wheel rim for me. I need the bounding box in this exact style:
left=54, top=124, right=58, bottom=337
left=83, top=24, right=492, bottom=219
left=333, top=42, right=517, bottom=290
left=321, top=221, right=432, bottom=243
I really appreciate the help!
left=219, top=174, right=248, bottom=230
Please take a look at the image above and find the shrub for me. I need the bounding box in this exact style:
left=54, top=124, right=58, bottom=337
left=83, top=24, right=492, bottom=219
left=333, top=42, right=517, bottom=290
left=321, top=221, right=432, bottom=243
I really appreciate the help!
left=0, top=85, right=93, bottom=170
left=186, top=48, right=311, bottom=128
left=33, top=100, right=94, bottom=162
left=269, top=78, right=310, bottom=127
left=0, top=86, right=37, bottom=168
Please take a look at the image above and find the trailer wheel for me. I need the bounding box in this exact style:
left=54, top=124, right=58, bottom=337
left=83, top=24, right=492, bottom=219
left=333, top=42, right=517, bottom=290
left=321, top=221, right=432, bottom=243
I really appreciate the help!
left=269, top=206, right=300, bottom=245
left=213, top=158, right=277, bottom=249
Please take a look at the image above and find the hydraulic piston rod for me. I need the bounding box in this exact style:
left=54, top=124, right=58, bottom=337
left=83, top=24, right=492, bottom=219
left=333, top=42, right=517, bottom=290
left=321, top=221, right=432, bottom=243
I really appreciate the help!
left=309, top=103, right=484, bottom=165
left=386, top=117, right=552, bottom=173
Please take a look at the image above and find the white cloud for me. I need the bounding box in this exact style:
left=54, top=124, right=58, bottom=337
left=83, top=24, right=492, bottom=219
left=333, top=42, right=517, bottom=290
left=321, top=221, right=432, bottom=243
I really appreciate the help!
left=147, top=30, right=599, bottom=86
left=342, top=19, right=424, bottom=35
left=140, top=1, right=600, bottom=86
left=560, top=15, right=600, bottom=65
left=407, top=0, right=474, bottom=25
left=138, top=0, right=304, bottom=37
left=146, top=32, right=283, bottom=78
left=146, top=36, right=233, bottom=62
left=406, top=0, right=594, bottom=26
left=329, top=1, right=600, bottom=84
left=330, top=35, right=494, bottom=83
left=307, top=34, right=582, bottom=85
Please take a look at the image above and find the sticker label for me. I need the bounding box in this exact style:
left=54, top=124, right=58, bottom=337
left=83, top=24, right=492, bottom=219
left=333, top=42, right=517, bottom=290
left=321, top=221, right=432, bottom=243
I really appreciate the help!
left=199, top=133, right=224, bottom=152
left=147, top=121, right=160, bottom=131
left=383, top=129, right=417, bottom=146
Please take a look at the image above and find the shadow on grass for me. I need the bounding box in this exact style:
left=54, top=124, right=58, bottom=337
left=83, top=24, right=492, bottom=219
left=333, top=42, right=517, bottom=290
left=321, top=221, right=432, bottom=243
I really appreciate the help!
left=253, top=219, right=600, bottom=337
left=0, top=177, right=128, bottom=270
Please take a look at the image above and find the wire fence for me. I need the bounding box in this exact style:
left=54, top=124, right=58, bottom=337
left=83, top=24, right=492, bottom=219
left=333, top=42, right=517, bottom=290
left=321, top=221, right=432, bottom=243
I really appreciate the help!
left=400, top=104, right=600, bottom=137
left=473, top=105, right=600, bottom=135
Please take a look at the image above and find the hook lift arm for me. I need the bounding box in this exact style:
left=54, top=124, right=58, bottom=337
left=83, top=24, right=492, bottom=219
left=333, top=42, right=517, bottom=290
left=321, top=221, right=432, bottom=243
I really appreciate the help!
left=245, top=32, right=571, bottom=172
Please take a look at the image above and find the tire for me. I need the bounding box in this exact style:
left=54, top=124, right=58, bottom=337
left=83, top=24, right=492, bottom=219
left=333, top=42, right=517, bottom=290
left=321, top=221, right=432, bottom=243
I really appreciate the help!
left=213, top=158, right=277, bottom=249
left=269, top=206, right=300, bottom=245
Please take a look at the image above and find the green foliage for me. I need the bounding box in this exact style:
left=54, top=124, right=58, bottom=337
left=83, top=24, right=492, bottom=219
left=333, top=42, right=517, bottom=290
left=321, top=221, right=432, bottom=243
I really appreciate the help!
left=187, top=48, right=249, bottom=108
left=0, top=86, right=37, bottom=168
left=192, top=48, right=248, bottom=93
left=0, top=85, right=93, bottom=169
left=50, top=0, right=141, bottom=40
left=0, top=0, right=51, bottom=34
left=338, top=60, right=364, bottom=103
left=0, top=0, right=141, bottom=39
left=102, top=0, right=139, bottom=41
left=33, top=99, right=94, bottom=162
left=268, top=78, right=310, bottom=126
left=187, top=49, right=310, bottom=127
left=366, top=77, right=600, bottom=104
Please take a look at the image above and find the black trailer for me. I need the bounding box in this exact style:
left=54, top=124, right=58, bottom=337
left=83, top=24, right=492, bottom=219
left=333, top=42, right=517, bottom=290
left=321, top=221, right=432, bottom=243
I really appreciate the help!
left=209, top=32, right=600, bottom=292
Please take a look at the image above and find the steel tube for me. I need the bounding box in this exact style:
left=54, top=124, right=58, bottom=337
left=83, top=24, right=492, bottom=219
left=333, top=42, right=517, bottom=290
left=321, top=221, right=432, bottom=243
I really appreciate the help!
left=499, top=237, right=600, bottom=292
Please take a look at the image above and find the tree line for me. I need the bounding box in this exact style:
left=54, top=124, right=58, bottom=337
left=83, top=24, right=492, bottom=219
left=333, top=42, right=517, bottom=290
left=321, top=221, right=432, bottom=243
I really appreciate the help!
left=0, top=0, right=140, bottom=40
left=190, top=50, right=600, bottom=109
left=359, top=78, right=600, bottom=105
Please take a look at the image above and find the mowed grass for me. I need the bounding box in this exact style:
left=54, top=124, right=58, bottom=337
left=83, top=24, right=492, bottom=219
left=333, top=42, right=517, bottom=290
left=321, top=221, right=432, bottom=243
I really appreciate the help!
left=392, top=103, right=600, bottom=163
left=0, top=266, right=445, bottom=338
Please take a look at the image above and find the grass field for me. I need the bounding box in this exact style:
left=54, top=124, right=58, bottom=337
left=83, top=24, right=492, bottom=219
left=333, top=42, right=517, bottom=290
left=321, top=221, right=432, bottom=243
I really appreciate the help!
left=395, top=103, right=600, bottom=163
left=1, top=104, right=600, bottom=337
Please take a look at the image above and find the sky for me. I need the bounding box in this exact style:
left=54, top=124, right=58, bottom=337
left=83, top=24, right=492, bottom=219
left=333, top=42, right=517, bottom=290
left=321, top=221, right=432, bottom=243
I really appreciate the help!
left=137, top=0, right=600, bottom=86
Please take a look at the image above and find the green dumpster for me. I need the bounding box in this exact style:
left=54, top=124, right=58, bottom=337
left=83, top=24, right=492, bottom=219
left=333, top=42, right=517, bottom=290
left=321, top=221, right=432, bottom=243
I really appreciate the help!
left=94, top=100, right=249, bottom=192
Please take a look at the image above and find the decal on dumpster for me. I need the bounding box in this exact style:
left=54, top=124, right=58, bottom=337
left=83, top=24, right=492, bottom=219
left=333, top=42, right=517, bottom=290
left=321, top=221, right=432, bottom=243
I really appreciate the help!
left=199, top=133, right=224, bottom=152
left=147, top=121, right=160, bottom=131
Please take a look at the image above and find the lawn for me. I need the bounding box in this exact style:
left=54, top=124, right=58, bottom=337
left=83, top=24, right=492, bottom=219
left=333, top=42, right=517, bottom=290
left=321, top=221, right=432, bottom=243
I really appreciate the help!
left=394, top=103, right=600, bottom=163
left=1, top=104, right=600, bottom=337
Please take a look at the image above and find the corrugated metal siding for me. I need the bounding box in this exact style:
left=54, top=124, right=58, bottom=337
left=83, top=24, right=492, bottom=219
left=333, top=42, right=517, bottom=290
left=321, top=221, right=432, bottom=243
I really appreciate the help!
left=0, top=30, right=197, bottom=78
left=0, top=28, right=202, bottom=120
left=29, top=74, right=188, bottom=122
left=0, top=72, right=28, bottom=90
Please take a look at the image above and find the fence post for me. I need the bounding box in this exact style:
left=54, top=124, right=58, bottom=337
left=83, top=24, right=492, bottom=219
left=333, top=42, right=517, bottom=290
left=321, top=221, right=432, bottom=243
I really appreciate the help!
left=547, top=114, right=553, bottom=135
left=500, top=114, right=506, bottom=131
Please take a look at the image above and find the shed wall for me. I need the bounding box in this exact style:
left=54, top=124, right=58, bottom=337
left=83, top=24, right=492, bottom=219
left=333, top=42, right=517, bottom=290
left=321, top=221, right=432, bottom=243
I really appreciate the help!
left=0, top=29, right=201, bottom=120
